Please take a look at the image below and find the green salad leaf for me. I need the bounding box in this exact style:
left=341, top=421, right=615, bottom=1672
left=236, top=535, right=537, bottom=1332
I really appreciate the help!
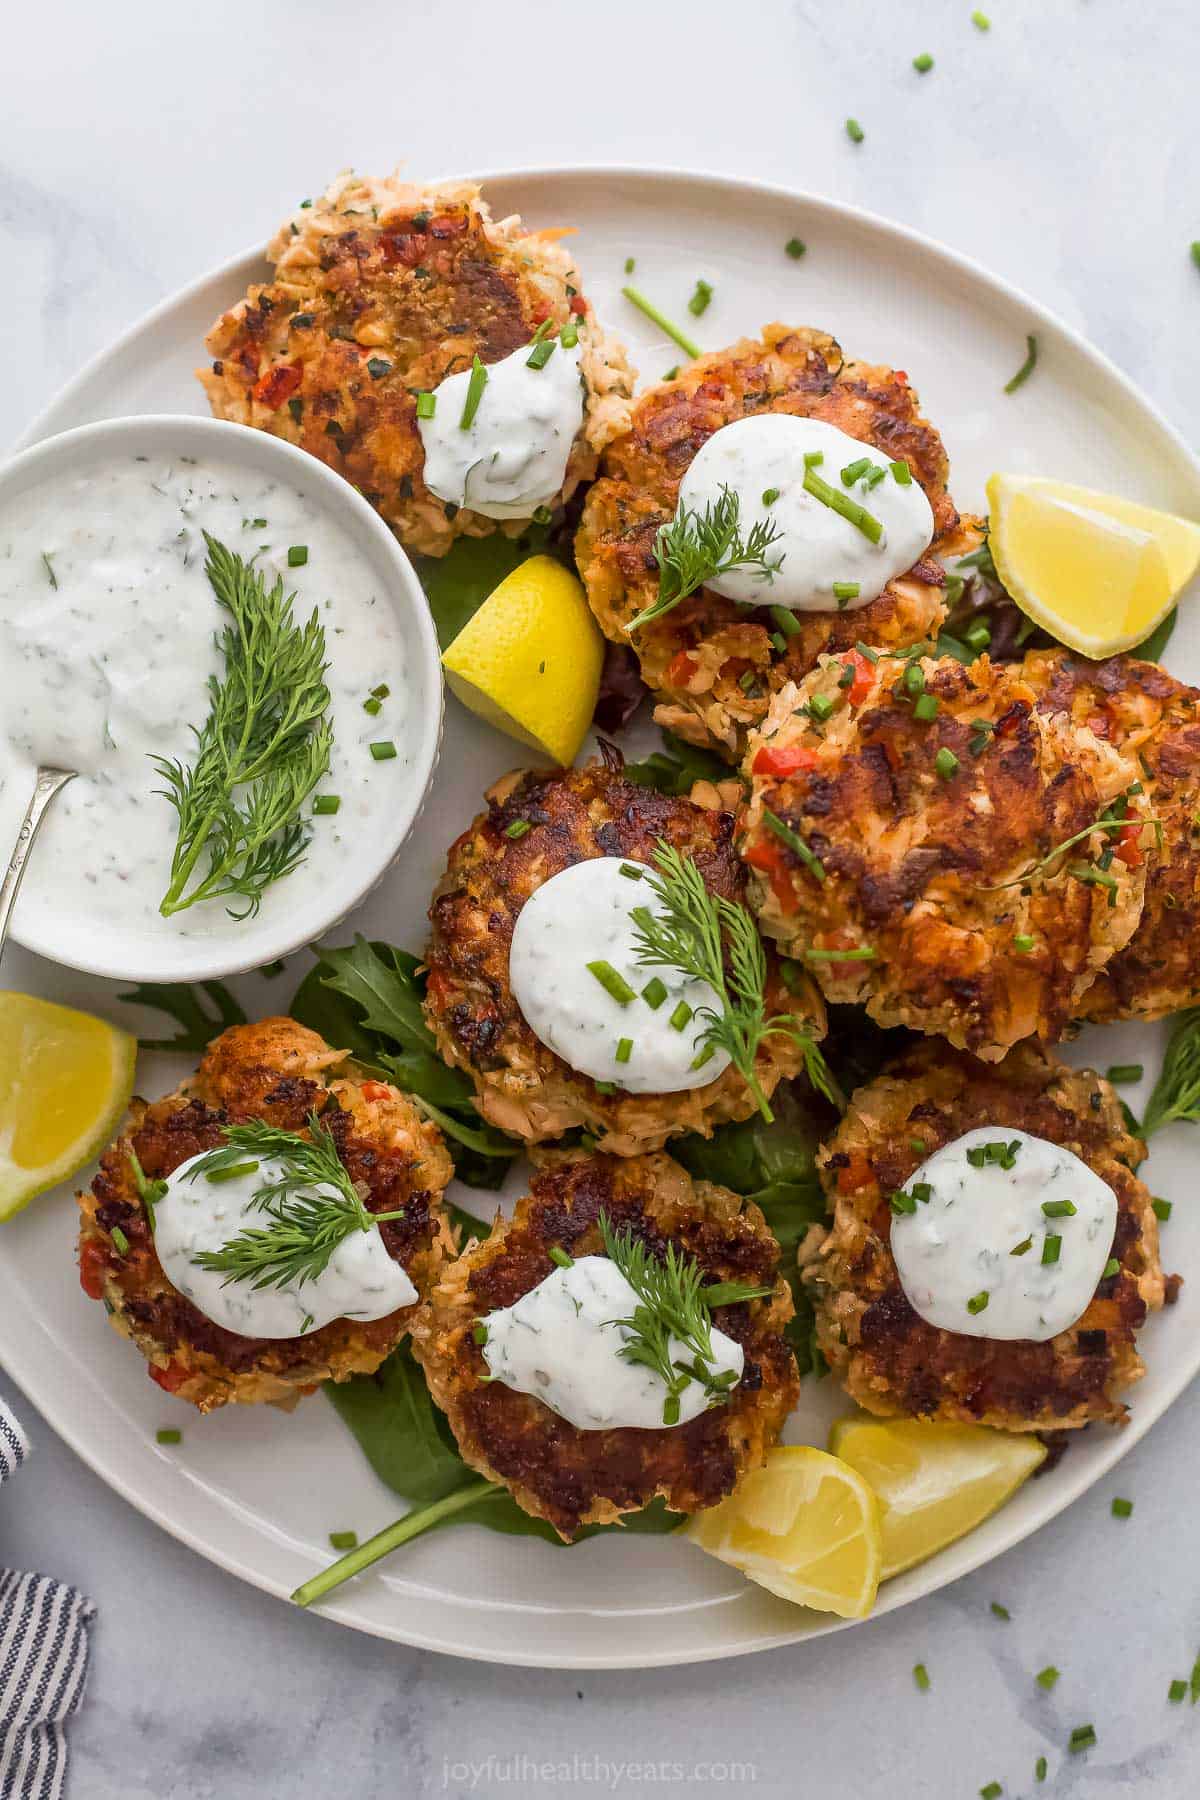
left=117, top=979, right=247, bottom=1053
left=622, top=730, right=735, bottom=798
left=412, top=526, right=556, bottom=650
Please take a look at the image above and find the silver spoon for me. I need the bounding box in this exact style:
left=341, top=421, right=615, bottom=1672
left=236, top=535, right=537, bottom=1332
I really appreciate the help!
left=0, top=768, right=76, bottom=965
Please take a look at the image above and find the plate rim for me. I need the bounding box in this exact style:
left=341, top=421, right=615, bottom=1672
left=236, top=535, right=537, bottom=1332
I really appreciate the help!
left=5, top=160, right=1199, bottom=1668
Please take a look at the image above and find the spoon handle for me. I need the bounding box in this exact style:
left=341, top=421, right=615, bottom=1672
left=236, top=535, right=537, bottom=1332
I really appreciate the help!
left=0, top=768, right=76, bottom=966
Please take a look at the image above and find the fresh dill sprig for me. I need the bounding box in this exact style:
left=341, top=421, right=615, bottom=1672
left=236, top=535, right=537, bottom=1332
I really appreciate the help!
left=187, top=1112, right=403, bottom=1290
left=628, top=840, right=841, bottom=1122
left=628, top=486, right=785, bottom=632
left=1142, top=1007, right=1200, bottom=1137
left=599, top=1212, right=770, bottom=1425
left=155, top=534, right=332, bottom=918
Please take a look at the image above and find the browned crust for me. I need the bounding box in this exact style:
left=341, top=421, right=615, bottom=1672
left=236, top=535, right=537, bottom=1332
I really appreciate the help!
left=422, top=757, right=826, bottom=1154
left=738, top=653, right=1146, bottom=1059
left=575, top=323, right=976, bottom=759
left=76, top=1018, right=454, bottom=1413
left=410, top=1152, right=799, bottom=1536
left=806, top=1040, right=1166, bottom=1431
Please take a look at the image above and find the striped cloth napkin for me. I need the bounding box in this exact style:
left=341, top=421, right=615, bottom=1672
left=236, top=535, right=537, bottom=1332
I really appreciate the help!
left=0, top=1398, right=93, bottom=1800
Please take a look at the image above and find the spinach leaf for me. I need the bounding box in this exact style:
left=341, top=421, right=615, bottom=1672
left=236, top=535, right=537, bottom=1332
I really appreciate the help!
left=116, top=980, right=247, bottom=1053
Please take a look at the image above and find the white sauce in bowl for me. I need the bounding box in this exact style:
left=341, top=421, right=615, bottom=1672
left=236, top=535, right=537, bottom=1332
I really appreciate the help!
left=507, top=857, right=731, bottom=1093
left=676, top=414, right=934, bottom=612
left=480, top=1254, right=743, bottom=1431
left=0, top=453, right=416, bottom=957
left=153, top=1151, right=417, bottom=1340
left=417, top=336, right=585, bottom=519
left=890, top=1127, right=1118, bottom=1343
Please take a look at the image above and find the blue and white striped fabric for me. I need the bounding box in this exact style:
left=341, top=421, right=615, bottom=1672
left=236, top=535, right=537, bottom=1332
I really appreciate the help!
left=0, top=1398, right=93, bottom=1800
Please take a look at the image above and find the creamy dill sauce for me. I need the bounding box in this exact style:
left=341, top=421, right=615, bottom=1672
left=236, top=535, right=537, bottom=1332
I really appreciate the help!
left=677, top=415, right=935, bottom=612
left=0, top=454, right=414, bottom=944
left=152, top=1151, right=417, bottom=1339
left=508, top=857, right=731, bottom=1093
left=890, top=1127, right=1117, bottom=1343
left=417, top=337, right=584, bottom=518
left=480, top=1255, right=743, bottom=1430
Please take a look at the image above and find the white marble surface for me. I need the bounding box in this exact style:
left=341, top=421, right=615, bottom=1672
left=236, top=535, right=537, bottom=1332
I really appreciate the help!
left=3, top=0, right=1200, bottom=1794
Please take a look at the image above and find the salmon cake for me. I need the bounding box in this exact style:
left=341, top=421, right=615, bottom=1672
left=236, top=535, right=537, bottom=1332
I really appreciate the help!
left=575, top=324, right=973, bottom=759
left=423, top=754, right=827, bottom=1156
left=201, top=171, right=634, bottom=557
left=805, top=1040, right=1167, bottom=1431
left=411, top=1152, right=799, bottom=1537
left=77, top=1018, right=453, bottom=1413
left=738, top=651, right=1149, bottom=1059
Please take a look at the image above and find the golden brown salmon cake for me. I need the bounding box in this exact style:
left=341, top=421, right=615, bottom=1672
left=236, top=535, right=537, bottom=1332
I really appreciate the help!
left=574, top=324, right=974, bottom=760
left=738, top=652, right=1148, bottom=1060
left=423, top=755, right=826, bottom=1155
left=805, top=1040, right=1167, bottom=1431
left=411, top=1151, right=799, bottom=1537
left=1022, top=649, right=1200, bottom=1022
left=200, top=171, right=634, bottom=557
left=77, top=1019, right=453, bottom=1413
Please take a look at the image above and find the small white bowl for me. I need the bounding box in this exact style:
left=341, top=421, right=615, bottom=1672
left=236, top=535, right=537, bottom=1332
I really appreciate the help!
left=0, top=415, right=443, bottom=983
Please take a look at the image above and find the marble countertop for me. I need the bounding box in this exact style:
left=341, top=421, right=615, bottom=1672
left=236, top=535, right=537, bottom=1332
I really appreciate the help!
left=3, top=0, right=1200, bottom=1794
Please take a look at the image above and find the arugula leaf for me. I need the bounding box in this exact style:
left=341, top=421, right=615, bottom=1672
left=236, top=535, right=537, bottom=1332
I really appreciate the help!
left=117, top=980, right=247, bottom=1053
left=623, top=730, right=734, bottom=798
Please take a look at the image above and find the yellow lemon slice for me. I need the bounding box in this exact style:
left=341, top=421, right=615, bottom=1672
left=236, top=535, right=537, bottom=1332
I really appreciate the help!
left=441, top=555, right=604, bottom=766
left=828, top=1414, right=1045, bottom=1580
left=986, top=473, right=1200, bottom=657
left=685, top=1446, right=882, bottom=1617
left=0, top=992, right=137, bottom=1221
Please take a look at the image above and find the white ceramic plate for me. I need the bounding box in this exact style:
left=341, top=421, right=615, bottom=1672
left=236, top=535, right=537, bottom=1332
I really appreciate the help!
left=2, top=166, right=1198, bottom=1669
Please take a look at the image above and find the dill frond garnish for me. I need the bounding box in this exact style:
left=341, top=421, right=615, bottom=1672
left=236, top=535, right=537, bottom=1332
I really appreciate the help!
left=187, top=1112, right=403, bottom=1290
left=1142, top=1007, right=1200, bottom=1137
left=155, top=534, right=332, bottom=918
left=628, top=840, right=841, bottom=1122
left=628, top=486, right=785, bottom=632
left=599, top=1212, right=770, bottom=1424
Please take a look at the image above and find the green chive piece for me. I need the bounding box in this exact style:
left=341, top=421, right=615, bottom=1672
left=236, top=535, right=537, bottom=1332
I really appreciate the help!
left=1036, top=1666, right=1060, bottom=1690
left=472, top=1322, right=488, bottom=1345
left=771, top=632, right=787, bottom=654
left=614, top=1037, right=634, bottom=1064
left=624, top=257, right=635, bottom=274
left=460, top=355, right=488, bottom=430
left=688, top=279, right=714, bottom=317
left=979, top=1784, right=1002, bottom=1800
left=965, top=622, right=992, bottom=651
left=287, top=545, right=308, bottom=567
left=1041, top=1233, right=1062, bottom=1266
left=1106, top=1063, right=1144, bottom=1084
left=1111, top=1496, right=1133, bottom=1518
left=1068, top=1725, right=1096, bottom=1755
left=808, top=693, right=835, bottom=722
left=669, top=1001, right=693, bottom=1032
left=363, top=695, right=382, bottom=716
left=1010, top=1237, right=1032, bottom=1256
left=762, top=486, right=781, bottom=505
left=890, top=460, right=913, bottom=485
left=1190, top=1651, right=1200, bottom=1702
left=841, top=458, right=871, bottom=486
left=621, top=286, right=701, bottom=358
left=549, top=1246, right=574, bottom=1269
left=1153, top=1197, right=1173, bottom=1221
left=1005, top=334, right=1038, bottom=394
left=967, top=1291, right=990, bottom=1315
left=913, top=1663, right=931, bottom=1691
left=990, top=1601, right=1011, bottom=1620
left=1169, top=1679, right=1188, bottom=1703
left=804, top=451, right=824, bottom=468
left=205, top=1160, right=260, bottom=1185
left=415, top=391, right=436, bottom=418
left=41, top=551, right=58, bottom=589
left=1102, top=1257, right=1120, bottom=1280
left=804, top=944, right=876, bottom=961
left=1042, top=1199, right=1077, bottom=1218
left=803, top=466, right=883, bottom=542
left=1013, top=933, right=1036, bottom=952
left=504, top=819, right=531, bottom=840
left=832, top=580, right=861, bottom=603
left=663, top=365, right=680, bottom=381
left=1035, top=1758, right=1047, bottom=1783
left=526, top=337, right=557, bottom=370
left=329, top=1530, right=358, bottom=1551
left=369, top=741, right=397, bottom=761
left=972, top=9, right=991, bottom=28
left=935, top=747, right=959, bottom=780
left=908, top=1137, right=927, bottom=1153
left=312, top=795, right=341, bottom=816
left=912, top=52, right=934, bottom=72
left=739, top=670, right=756, bottom=693
left=587, top=960, right=637, bottom=1006
left=771, top=605, right=802, bottom=638
left=560, top=322, right=579, bottom=349
left=785, top=237, right=806, bottom=259
left=642, top=977, right=668, bottom=1010
left=110, top=1225, right=130, bottom=1255
left=863, top=464, right=887, bottom=490
left=156, top=1428, right=182, bottom=1446
left=371, top=682, right=391, bottom=699
left=662, top=1395, right=680, bottom=1426
left=1191, top=243, right=1200, bottom=271
left=690, top=1044, right=716, bottom=1071
left=763, top=808, right=827, bottom=883
left=890, top=1189, right=918, bottom=1216
left=845, top=118, right=865, bottom=143
left=619, top=862, right=643, bottom=879
left=904, top=662, right=926, bottom=697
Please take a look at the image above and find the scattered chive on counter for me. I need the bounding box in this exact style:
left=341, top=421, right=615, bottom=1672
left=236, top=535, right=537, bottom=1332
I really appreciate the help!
left=1152, top=1197, right=1172, bottom=1221
left=990, top=1601, right=1011, bottom=1620
left=1036, top=1667, right=1060, bottom=1690
left=913, top=52, right=934, bottom=72
left=1111, top=1496, right=1133, bottom=1518
left=1035, top=1761, right=1047, bottom=1785
left=624, top=256, right=635, bottom=274
left=1106, top=1063, right=1143, bottom=1084
left=369, top=741, right=397, bottom=761
left=972, top=9, right=991, bottom=28
left=1068, top=1725, right=1096, bottom=1755
left=688, top=279, right=714, bottom=317
left=845, top=118, right=865, bottom=144
left=620, top=285, right=701, bottom=359
left=785, top=237, right=806, bottom=259
left=287, top=544, right=308, bottom=567
left=312, top=795, right=341, bottom=815
left=328, top=1530, right=358, bottom=1551
left=979, top=1785, right=1002, bottom=1800
left=913, top=1663, right=931, bottom=1692
left=1169, top=1679, right=1188, bottom=1704
left=155, top=1428, right=182, bottom=1446
left=1004, top=334, right=1039, bottom=394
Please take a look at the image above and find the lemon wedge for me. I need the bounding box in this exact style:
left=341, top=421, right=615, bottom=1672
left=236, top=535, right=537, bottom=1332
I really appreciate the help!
left=986, top=473, right=1200, bottom=657
left=685, top=1446, right=882, bottom=1617
left=828, top=1414, right=1045, bottom=1580
left=0, top=992, right=137, bottom=1221
left=441, top=555, right=604, bottom=765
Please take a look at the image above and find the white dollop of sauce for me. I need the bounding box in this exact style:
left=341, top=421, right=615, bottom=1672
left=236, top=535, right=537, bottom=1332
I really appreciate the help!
left=0, top=455, right=414, bottom=946
left=508, top=857, right=732, bottom=1093
left=417, top=336, right=585, bottom=518
left=676, top=414, right=935, bottom=612
left=152, top=1151, right=417, bottom=1339
left=480, top=1254, right=743, bottom=1431
left=890, top=1127, right=1118, bottom=1343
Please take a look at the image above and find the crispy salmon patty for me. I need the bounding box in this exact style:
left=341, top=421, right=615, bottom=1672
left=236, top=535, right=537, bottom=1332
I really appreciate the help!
left=805, top=1040, right=1167, bottom=1431
left=77, top=1018, right=453, bottom=1413
left=411, top=1151, right=799, bottom=1536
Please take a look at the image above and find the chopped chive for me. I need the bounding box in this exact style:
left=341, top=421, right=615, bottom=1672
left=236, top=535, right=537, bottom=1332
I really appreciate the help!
left=312, top=795, right=341, bottom=816
left=967, top=1291, right=990, bottom=1315
left=1010, top=1237, right=1033, bottom=1257
left=690, top=1044, right=716, bottom=1071
left=804, top=944, right=876, bottom=961
left=472, top=1322, right=488, bottom=1345
left=1013, top=933, right=1035, bottom=953
left=1152, top=1197, right=1172, bottom=1221
left=526, top=337, right=557, bottom=370
left=845, top=118, right=865, bottom=144
left=663, top=365, right=680, bottom=381
left=1106, top=1063, right=1143, bottom=1084
left=785, top=237, right=806, bottom=259
left=771, top=605, right=801, bottom=638
left=762, top=808, right=826, bottom=883
left=620, top=286, right=701, bottom=358
left=369, top=741, right=397, bottom=761
left=1169, top=1679, right=1188, bottom=1703
left=855, top=641, right=880, bottom=663
left=205, top=1160, right=260, bottom=1185
left=1068, top=1726, right=1096, bottom=1755
left=908, top=1137, right=927, bottom=1153
left=1192, top=243, right=1200, bottom=271
left=548, top=1246, right=574, bottom=1269
left=155, top=1428, right=182, bottom=1445
left=363, top=695, right=382, bottom=716
left=803, top=466, right=883, bottom=542
left=624, top=256, right=635, bottom=274
left=1102, top=1257, right=1120, bottom=1279
left=594, top=1081, right=617, bottom=1095
left=1036, top=1666, right=1060, bottom=1690
left=739, top=670, right=756, bottom=693
left=587, top=960, right=637, bottom=1005
left=913, top=1663, right=931, bottom=1691
left=1191, top=1651, right=1200, bottom=1702
left=840, top=458, right=871, bottom=486
left=1111, top=1496, right=1133, bottom=1518
left=912, top=52, right=934, bottom=72
left=371, top=683, right=390, bottom=699
left=990, top=1601, right=1011, bottom=1620
left=972, top=9, right=991, bottom=28
left=1035, top=1759, right=1047, bottom=1784
left=287, top=545, right=308, bottom=567
left=771, top=632, right=787, bottom=654
left=762, top=486, right=781, bottom=505
left=890, top=1190, right=918, bottom=1216
left=913, top=693, right=939, bottom=722
left=808, top=693, right=835, bottom=722
left=935, top=747, right=959, bottom=780
left=504, top=819, right=531, bottom=840
left=804, top=451, right=824, bottom=468
left=863, top=464, right=887, bottom=491
left=560, top=321, right=579, bottom=349
left=1041, top=1233, right=1062, bottom=1266
left=110, top=1226, right=130, bottom=1255
left=41, top=551, right=58, bottom=588
left=903, top=661, right=926, bottom=696
left=614, top=1037, right=633, bottom=1065
left=329, top=1530, right=358, bottom=1551
left=460, top=355, right=488, bottom=430
left=641, top=977, right=668, bottom=1010
left=415, top=391, right=436, bottom=418
left=832, top=580, right=861, bottom=603
left=1042, top=1199, right=1077, bottom=1218
left=669, top=1001, right=693, bottom=1032
left=619, top=862, right=643, bottom=880
left=688, top=279, right=714, bottom=317
left=1004, top=334, right=1038, bottom=394
left=979, top=1785, right=1002, bottom=1800
left=890, top=460, right=913, bottom=484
